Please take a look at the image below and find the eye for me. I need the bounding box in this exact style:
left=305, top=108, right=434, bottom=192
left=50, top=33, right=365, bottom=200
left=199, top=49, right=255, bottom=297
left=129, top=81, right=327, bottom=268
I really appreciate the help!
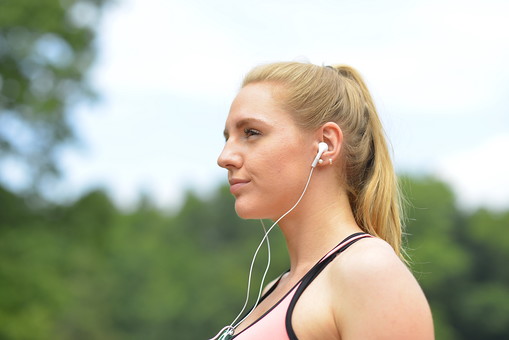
left=244, top=128, right=261, bottom=138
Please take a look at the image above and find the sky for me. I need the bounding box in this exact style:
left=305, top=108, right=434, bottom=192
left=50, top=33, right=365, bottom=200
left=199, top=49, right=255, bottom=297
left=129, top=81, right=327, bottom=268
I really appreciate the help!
left=48, top=0, right=509, bottom=211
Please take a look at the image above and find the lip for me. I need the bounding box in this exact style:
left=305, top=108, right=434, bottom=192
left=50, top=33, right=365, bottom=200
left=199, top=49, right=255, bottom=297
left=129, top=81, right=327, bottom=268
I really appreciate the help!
left=229, top=178, right=250, bottom=195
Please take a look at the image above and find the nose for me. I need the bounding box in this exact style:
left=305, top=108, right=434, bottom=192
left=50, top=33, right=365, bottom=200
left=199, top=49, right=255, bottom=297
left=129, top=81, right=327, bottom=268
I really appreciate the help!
left=217, top=141, right=242, bottom=170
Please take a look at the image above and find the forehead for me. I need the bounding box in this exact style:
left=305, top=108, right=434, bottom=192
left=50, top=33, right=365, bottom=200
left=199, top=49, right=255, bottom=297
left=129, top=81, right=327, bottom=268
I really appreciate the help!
left=225, top=83, right=292, bottom=127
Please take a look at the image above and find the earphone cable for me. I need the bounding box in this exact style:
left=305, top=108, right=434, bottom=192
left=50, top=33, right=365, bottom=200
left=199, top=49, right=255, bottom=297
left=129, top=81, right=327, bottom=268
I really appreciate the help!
left=228, top=166, right=315, bottom=331
left=229, top=219, right=271, bottom=330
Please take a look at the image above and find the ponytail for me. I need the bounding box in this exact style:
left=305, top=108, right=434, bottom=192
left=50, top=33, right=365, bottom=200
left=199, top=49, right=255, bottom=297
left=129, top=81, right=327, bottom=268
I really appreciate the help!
left=332, top=65, right=404, bottom=259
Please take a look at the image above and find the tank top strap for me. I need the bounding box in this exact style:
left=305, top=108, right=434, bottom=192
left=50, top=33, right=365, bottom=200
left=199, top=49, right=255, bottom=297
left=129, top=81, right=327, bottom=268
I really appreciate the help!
left=257, top=270, right=289, bottom=305
left=228, top=233, right=372, bottom=340
left=319, top=232, right=371, bottom=262
left=285, top=232, right=372, bottom=340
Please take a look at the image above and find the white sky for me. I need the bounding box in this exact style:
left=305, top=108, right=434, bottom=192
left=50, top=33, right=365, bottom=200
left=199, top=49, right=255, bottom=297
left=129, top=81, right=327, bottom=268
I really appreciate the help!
left=46, top=0, right=509, bottom=210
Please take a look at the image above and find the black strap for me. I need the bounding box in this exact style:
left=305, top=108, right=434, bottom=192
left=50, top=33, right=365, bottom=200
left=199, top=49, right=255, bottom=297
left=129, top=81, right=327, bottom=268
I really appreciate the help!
left=285, top=233, right=371, bottom=340
left=257, top=270, right=288, bottom=305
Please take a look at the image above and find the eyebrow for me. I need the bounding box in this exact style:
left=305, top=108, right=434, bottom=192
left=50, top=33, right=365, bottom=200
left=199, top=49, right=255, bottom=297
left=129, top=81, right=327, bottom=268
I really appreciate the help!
left=223, top=117, right=269, bottom=139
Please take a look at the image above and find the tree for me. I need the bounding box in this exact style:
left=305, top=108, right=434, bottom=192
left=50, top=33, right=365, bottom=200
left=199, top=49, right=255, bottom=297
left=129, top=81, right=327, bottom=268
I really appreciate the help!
left=2, top=173, right=508, bottom=339
left=0, top=0, right=110, bottom=191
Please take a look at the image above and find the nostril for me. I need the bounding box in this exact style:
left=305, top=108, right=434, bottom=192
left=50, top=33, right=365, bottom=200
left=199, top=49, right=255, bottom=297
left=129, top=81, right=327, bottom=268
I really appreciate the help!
left=217, top=146, right=241, bottom=170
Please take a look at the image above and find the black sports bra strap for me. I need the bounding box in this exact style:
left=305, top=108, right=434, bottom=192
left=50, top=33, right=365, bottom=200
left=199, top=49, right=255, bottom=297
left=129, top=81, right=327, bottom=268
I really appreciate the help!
left=285, top=233, right=371, bottom=340
left=257, top=270, right=288, bottom=305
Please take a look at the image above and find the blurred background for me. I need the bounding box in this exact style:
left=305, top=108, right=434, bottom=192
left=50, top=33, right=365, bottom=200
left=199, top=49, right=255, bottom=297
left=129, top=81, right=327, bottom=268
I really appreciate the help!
left=0, top=0, right=508, bottom=339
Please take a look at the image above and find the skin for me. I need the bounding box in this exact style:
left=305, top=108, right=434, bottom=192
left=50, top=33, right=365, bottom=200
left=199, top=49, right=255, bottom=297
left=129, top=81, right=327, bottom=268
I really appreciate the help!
left=217, top=82, right=434, bottom=340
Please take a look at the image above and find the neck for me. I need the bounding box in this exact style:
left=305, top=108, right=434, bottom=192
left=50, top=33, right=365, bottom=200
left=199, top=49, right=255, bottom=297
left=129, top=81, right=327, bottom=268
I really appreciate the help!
left=276, top=185, right=362, bottom=279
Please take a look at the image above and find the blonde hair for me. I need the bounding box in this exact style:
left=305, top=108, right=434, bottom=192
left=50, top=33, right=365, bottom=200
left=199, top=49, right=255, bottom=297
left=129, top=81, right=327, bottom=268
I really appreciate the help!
left=242, top=62, right=405, bottom=258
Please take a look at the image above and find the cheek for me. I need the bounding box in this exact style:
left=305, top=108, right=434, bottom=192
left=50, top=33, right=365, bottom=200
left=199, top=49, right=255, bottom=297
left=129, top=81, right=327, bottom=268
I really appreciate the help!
left=234, top=142, right=312, bottom=219
left=254, top=153, right=309, bottom=201
left=252, top=150, right=293, bottom=184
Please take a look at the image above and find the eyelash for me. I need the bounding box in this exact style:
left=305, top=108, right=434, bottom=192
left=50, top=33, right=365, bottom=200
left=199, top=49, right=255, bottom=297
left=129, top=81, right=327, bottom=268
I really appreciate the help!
left=244, top=128, right=261, bottom=138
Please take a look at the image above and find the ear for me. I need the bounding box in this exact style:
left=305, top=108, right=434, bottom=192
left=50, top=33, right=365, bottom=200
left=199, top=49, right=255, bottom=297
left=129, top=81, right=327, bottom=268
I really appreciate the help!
left=317, top=122, right=343, bottom=165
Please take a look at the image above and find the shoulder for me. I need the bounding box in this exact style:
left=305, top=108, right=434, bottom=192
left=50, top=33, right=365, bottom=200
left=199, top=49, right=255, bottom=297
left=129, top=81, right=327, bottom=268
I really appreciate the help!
left=332, top=236, right=406, bottom=282
left=327, top=237, right=434, bottom=340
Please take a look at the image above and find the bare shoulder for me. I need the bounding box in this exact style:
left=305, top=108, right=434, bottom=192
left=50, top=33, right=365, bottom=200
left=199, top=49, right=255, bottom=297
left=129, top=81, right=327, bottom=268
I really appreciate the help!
left=328, top=237, right=434, bottom=340
left=332, top=237, right=408, bottom=280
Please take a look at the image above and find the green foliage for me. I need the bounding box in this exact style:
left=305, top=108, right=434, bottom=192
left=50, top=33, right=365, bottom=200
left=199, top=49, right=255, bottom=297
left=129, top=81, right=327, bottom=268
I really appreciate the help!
left=0, top=177, right=508, bottom=339
left=0, top=0, right=110, bottom=188
left=401, top=176, right=509, bottom=340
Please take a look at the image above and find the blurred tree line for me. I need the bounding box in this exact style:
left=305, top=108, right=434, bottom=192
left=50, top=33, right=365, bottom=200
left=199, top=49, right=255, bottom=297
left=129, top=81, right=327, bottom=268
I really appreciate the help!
left=0, top=178, right=508, bottom=339
left=0, top=0, right=110, bottom=191
left=1, top=1, right=509, bottom=339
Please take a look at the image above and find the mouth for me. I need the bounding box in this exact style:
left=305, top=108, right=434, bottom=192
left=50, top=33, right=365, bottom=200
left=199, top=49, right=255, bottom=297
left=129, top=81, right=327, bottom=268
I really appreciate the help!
left=229, top=178, right=250, bottom=195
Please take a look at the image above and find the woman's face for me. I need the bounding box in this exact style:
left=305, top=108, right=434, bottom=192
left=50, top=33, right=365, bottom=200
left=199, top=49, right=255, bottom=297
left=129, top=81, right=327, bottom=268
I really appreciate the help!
left=217, top=82, right=316, bottom=220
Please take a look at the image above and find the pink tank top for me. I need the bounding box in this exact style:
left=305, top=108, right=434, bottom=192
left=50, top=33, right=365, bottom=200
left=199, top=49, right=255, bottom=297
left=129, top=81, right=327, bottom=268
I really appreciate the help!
left=230, top=232, right=371, bottom=340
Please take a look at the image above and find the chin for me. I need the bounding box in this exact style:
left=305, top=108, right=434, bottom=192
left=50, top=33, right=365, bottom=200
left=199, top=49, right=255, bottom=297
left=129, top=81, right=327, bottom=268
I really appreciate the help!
left=234, top=199, right=271, bottom=220
left=234, top=205, right=259, bottom=220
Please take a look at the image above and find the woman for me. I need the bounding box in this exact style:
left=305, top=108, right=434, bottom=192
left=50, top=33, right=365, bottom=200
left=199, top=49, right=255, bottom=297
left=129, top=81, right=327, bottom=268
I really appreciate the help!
left=213, top=62, right=434, bottom=339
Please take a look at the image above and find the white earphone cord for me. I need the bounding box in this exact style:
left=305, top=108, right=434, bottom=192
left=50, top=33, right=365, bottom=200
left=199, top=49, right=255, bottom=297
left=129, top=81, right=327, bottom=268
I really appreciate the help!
left=208, top=167, right=315, bottom=340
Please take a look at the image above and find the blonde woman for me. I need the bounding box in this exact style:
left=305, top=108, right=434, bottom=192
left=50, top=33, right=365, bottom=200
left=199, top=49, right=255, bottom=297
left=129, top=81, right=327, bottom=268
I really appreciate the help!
left=213, top=62, right=434, bottom=340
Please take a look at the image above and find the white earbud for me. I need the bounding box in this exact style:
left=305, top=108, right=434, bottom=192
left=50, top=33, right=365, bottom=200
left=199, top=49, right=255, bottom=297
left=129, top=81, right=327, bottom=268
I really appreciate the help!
left=311, top=142, right=329, bottom=168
